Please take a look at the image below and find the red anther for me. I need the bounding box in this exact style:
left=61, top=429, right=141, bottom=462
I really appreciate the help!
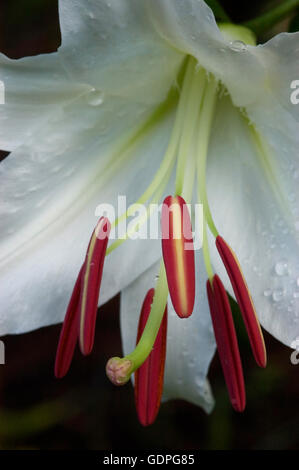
left=161, top=195, right=195, bottom=318
left=216, top=236, right=267, bottom=368
left=134, top=289, right=168, bottom=426
left=54, top=265, right=84, bottom=378
left=79, top=217, right=111, bottom=356
left=207, top=275, right=246, bottom=412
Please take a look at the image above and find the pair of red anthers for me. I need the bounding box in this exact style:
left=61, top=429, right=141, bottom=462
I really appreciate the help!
left=55, top=195, right=266, bottom=425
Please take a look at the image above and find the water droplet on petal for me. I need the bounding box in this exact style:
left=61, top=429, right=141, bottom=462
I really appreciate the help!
left=272, top=289, right=285, bottom=302
left=275, top=261, right=289, bottom=276
left=264, top=289, right=272, bottom=297
left=87, top=90, right=105, bottom=107
left=229, top=40, right=247, bottom=52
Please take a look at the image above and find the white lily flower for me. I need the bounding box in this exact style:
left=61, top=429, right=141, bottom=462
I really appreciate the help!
left=1, top=0, right=299, bottom=420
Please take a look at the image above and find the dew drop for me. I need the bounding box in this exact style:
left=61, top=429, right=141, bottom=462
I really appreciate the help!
left=15, top=191, right=27, bottom=198
left=263, top=289, right=272, bottom=297
left=28, top=185, right=40, bottom=193
left=87, top=89, right=105, bottom=107
left=51, top=165, right=62, bottom=174
left=272, top=289, right=285, bottom=302
left=293, top=292, right=299, bottom=299
left=8, top=207, right=20, bottom=214
left=297, top=278, right=299, bottom=287
left=229, top=40, right=247, bottom=52
left=275, top=261, right=289, bottom=276
left=189, top=359, right=195, bottom=368
left=35, top=198, right=48, bottom=209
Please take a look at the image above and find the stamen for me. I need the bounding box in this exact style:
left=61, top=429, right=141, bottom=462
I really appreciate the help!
left=54, top=266, right=84, bottom=378
left=216, top=236, right=267, bottom=368
left=134, top=289, right=167, bottom=427
left=79, top=217, right=111, bottom=356
left=162, top=195, right=195, bottom=318
left=207, top=275, right=246, bottom=412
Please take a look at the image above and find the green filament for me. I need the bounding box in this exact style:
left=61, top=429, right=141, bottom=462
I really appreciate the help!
left=196, top=76, right=219, bottom=238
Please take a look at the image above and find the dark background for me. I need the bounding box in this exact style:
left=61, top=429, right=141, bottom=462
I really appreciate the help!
left=0, top=0, right=298, bottom=450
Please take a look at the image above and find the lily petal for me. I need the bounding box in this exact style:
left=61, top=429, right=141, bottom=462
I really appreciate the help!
left=207, top=96, right=299, bottom=347
left=146, top=0, right=299, bottom=110
left=121, top=260, right=216, bottom=412
left=58, top=0, right=183, bottom=104
left=0, top=100, right=177, bottom=334
left=146, top=0, right=263, bottom=107
left=0, top=52, right=88, bottom=152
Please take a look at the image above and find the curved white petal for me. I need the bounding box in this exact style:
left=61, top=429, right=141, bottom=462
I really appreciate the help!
left=146, top=0, right=264, bottom=107
left=146, top=0, right=299, bottom=111
left=0, top=52, right=88, bottom=152
left=57, top=0, right=184, bottom=104
left=247, top=31, right=299, bottom=131
left=207, top=96, right=299, bottom=348
left=0, top=97, right=176, bottom=334
left=121, top=259, right=216, bottom=413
